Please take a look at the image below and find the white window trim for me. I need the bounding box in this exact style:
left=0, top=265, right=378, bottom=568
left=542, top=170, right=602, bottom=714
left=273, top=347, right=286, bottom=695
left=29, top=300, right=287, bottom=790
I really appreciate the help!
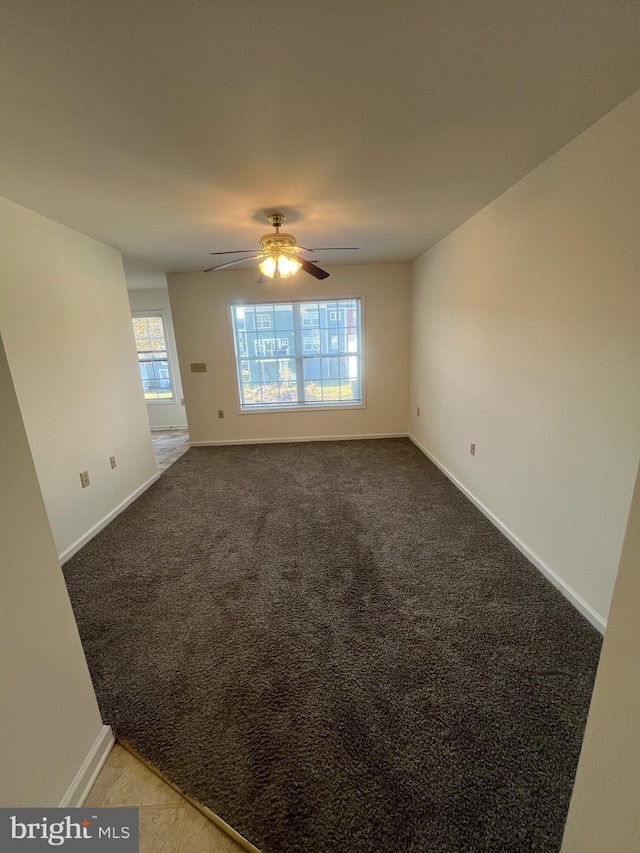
left=229, top=297, right=366, bottom=414
left=131, top=310, right=176, bottom=405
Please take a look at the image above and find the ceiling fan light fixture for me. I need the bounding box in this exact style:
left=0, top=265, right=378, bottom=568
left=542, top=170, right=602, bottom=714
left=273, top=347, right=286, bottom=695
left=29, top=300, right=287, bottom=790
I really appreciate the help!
left=258, top=256, right=277, bottom=278
left=277, top=254, right=302, bottom=278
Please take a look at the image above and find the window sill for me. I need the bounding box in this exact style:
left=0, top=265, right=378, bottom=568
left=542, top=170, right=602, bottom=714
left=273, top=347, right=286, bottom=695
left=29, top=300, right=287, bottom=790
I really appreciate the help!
left=238, top=403, right=365, bottom=415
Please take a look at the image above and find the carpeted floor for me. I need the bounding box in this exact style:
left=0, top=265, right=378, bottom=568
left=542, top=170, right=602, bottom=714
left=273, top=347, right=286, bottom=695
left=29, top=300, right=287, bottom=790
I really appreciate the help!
left=62, top=439, right=602, bottom=852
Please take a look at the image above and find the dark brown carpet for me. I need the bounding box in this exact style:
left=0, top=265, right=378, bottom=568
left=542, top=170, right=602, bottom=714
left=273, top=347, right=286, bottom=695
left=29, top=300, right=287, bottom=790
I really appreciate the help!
left=62, top=439, right=601, bottom=852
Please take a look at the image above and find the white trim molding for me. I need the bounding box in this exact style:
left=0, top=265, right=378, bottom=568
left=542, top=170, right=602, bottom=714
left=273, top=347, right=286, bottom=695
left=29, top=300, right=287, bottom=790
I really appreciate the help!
left=59, top=472, right=161, bottom=563
left=59, top=726, right=114, bottom=807
left=189, top=433, right=407, bottom=447
left=149, top=425, right=188, bottom=431
left=408, top=434, right=607, bottom=634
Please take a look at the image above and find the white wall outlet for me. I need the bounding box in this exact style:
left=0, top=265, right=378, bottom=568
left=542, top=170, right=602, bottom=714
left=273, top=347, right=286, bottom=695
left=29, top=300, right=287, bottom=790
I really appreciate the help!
left=110, top=456, right=117, bottom=469
left=180, top=398, right=185, bottom=406
left=470, top=442, right=476, bottom=456
left=79, top=471, right=90, bottom=488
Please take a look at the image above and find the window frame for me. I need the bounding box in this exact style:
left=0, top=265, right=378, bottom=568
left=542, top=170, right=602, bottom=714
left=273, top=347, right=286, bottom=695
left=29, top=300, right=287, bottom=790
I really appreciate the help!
left=230, top=297, right=365, bottom=414
left=131, top=310, right=176, bottom=405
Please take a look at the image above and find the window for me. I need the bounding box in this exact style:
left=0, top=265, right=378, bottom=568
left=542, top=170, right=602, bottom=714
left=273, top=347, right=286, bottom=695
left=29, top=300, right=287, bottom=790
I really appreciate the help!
left=256, top=339, right=276, bottom=357
left=303, top=332, right=320, bottom=353
left=231, top=300, right=362, bottom=410
left=255, top=337, right=291, bottom=357
left=132, top=312, right=174, bottom=401
left=254, top=313, right=272, bottom=330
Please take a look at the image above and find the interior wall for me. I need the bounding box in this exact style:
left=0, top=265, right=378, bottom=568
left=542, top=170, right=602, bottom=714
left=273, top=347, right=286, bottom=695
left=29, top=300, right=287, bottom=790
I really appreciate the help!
left=0, top=195, right=158, bottom=558
left=0, top=333, right=104, bottom=807
left=127, top=285, right=188, bottom=430
left=408, top=91, right=640, bottom=626
left=560, top=460, right=640, bottom=851
left=167, top=263, right=411, bottom=443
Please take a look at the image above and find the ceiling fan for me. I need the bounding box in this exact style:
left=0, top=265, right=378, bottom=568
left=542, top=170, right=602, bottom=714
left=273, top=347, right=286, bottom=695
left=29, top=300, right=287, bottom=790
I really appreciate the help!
left=204, top=212, right=358, bottom=282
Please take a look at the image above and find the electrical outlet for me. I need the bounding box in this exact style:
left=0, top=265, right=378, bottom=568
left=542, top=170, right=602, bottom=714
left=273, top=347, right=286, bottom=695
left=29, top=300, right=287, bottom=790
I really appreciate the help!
left=218, top=409, right=224, bottom=419
left=416, top=406, right=420, bottom=417
left=110, top=456, right=117, bottom=469
left=470, top=442, right=476, bottom=456
left=190, top=362, right=207, bottom=373
left=180, top=398, right=185, bottom=406
left=79, top=470, right=90, bottom=488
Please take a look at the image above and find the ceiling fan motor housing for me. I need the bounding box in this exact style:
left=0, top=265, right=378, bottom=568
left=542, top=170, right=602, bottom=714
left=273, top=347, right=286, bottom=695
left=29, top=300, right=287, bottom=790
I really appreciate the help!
left=259, top=232, right=298, bottom=253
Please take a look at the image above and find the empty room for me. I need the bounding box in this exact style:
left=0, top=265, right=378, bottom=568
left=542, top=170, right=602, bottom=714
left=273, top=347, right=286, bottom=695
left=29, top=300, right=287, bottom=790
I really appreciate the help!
left=1, top=2, right=640, bottom=852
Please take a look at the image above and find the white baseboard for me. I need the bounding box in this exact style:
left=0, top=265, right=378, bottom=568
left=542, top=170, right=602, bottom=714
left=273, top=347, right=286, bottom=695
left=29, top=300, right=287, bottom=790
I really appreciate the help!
left=58, top=473, right=161, bottom=564
left=408, top=434, right=607, bottom=634
left=190, top=432, right=407, bottom=446
left=59, top=725, right=114, bottom=807
left=150, top=425, right=188, bottom=431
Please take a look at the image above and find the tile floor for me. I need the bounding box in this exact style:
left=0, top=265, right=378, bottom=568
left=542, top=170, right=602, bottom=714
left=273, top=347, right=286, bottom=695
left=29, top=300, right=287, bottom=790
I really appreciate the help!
left=85, top=744, right=254, bottom=853
left=151, top=429, right=190, bottom=472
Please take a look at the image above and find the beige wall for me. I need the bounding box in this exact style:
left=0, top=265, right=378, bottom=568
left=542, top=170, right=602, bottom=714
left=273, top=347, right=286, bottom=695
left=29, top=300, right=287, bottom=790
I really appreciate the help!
left=0, top=195, right=158, bottom=558
left=127, top=285, right=188, bottom=430
left=0, top=333, right=104, bottom=806
left=409, top=91, right=640, bottom=626
left=561, top=462, right=640, bottom=851
left=167, top=263, right=411, bottom=443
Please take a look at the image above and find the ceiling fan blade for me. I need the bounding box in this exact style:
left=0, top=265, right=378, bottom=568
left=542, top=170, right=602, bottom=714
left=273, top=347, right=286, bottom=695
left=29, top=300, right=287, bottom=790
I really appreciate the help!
left=257, top=274, right=270, bottom=284
left=208, top=249, right=255, bottom=255
left=299, top=256, right=330, bottom=280
left=204, top=254, right=261, bottom=272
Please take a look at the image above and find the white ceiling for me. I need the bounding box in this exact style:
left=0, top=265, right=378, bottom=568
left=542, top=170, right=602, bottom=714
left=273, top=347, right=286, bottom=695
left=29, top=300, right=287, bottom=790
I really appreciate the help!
left=1, top=1, right=639, bottom=280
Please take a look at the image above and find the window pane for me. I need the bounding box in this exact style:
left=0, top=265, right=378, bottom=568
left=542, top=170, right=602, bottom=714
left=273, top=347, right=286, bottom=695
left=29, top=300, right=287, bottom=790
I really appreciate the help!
left=341, top=378, right=359, bottom=401
left=300, top=303, right=319, bottom=327
left=242, top=383, right=264, bottom=406
left=303, top=358, right=321, bottom=380
left=244, top=332, right=258, bottom=357
left=302, top=330, right=320, bottom=352
left=132, top=314, right=174, bottom=401
left=304, top=381, right=322, bottom=401
left=260, top=361, right=278, bottom=382
left=274, top=305, right=294, bottom=332
left=278, top=359, right=297, bottom=382
left=147, top=317, right=164, bottom=337
left=322, top=357, right=339, bottom=379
